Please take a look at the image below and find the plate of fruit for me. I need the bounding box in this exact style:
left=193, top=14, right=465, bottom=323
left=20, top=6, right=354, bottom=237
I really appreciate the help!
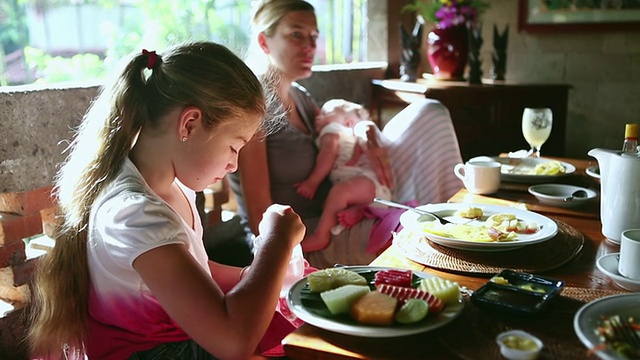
left=285, top=266, right=464, bottom=337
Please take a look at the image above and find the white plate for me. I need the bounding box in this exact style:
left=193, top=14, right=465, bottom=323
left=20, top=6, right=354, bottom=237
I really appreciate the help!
left=574, top=293, right=640, bottom=360
left=399, top=203, right=558, bottom=251
left=286, top=266, right=464, bottom=337
left=586, top=165, right=601, bottom=179
left=528, top=184, right=597, bottom=208
left=490, top=157, right=576, bottom=183
left=596, top=253, right=640, bottom=292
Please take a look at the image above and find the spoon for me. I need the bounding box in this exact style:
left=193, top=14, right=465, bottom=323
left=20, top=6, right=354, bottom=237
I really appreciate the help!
left=563, top=189, right=589, bottom=202
left=372, top=198, right=452, bottom=225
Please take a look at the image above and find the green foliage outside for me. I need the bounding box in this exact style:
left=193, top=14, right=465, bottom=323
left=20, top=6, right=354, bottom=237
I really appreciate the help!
left=4, top=0, right=257, bottom=85
left=3, top=0, right=367, bottom=86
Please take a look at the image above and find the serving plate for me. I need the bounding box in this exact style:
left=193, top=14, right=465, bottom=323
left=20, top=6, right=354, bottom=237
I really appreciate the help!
left=586, top=165, right=601, bottom=179
left=596, top=253, right=640, bottom=292
left=528, top=184, right=597, bottom=208
left=574, top=293, right=640, bottom=360
left=399, top=203, right=558, bottom=252
left=286, top=266, right=464, bottom=337
left=490, top=157, right=576, bottom=183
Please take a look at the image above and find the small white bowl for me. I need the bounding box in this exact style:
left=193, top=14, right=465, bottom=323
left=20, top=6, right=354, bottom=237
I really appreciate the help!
left=527, top=184, right=597, bottom=208
left=496, top=330, right=543, bottom=360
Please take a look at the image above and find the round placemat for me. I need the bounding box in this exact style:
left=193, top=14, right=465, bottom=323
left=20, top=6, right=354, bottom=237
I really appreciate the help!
left=393, top=219, right=584, bottom=276
left=434, top=287, right=627, bottom=360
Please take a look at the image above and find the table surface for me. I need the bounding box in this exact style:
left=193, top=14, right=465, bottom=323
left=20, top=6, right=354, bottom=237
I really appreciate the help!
left=282, top=157, right=629, bottom=360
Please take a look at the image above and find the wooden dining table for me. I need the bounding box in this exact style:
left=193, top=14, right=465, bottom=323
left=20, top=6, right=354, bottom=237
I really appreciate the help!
left=281, top=157, right=630, bottom=359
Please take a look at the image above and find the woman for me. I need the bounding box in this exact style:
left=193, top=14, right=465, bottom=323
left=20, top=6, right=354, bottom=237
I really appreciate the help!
left=229, top=0, right=462, bottom=269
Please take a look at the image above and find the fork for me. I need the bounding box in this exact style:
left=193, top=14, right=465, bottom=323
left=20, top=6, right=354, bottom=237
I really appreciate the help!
left=609, top=315, right=640, bottom=355
left=372, top=198, right=452, bottom=225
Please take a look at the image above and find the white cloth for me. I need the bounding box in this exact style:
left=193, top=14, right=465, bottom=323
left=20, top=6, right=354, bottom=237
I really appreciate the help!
left=380, top=98, right=463, bottom=204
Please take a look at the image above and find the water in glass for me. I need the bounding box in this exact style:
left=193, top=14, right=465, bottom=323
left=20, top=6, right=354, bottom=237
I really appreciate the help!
left=522, top=108, right=553, bottom=157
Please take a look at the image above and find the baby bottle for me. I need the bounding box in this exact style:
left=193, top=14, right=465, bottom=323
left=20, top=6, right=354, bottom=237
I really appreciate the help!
left=252, top=237, right=305, bottom=297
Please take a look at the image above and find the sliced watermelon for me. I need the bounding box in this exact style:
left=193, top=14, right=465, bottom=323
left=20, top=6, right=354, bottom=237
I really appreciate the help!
left=374, top=269, right=413, bottom=288
left=376, top=284, right=445, bottom=315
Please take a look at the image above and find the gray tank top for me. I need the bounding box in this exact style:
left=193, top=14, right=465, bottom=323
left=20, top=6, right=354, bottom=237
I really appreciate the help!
left=228, top=83, right=331, bottom=233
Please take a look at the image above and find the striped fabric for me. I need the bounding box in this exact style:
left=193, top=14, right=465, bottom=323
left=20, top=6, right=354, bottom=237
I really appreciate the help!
left=380, top=98, right=463, bottom=204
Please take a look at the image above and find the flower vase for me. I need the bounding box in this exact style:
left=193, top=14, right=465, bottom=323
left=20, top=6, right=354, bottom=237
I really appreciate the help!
left=426, top=24, right=469, bottom=81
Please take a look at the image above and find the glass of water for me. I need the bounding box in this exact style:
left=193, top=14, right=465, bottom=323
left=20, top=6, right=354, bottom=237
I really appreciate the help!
left=522, top=108, right=553, bottom=158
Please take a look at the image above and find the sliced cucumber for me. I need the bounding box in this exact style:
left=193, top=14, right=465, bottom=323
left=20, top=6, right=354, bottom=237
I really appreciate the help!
left=395, top=299, right=429, bottom=324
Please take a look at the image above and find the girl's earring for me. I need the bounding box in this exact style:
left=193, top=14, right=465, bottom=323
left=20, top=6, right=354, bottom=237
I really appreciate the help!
left=181, top=136, right=188, bottom=142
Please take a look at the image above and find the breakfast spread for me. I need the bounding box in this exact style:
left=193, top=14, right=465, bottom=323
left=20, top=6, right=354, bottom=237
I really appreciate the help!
left=501, top=159, right=567, bottom=176
left=592, top=314, right=640, bottom=358
left=534, top=160, right=566, bottom=175
left=305, top=268, right=459, bottom=326
left=417, top=207, right=539, bottom=243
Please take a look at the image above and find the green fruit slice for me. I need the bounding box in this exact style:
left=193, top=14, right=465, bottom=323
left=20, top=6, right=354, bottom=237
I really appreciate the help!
left=395, top=298, right=429, bottom=324
left=307, top=268, right=368, bottom=292
left=320, top=285, right=370, bottom=315
left=418, top=277, right=460, bottom=305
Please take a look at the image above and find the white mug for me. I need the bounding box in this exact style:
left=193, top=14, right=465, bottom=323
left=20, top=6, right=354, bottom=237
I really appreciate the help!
left=454, top=161, right=501, bottom=195
left=618, top=229, right=640, bottom=280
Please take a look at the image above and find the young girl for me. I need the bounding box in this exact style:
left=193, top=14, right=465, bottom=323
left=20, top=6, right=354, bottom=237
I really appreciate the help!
left=28, top=41, right=305, bottom=360
left=294, top=99, right=392, bottom=251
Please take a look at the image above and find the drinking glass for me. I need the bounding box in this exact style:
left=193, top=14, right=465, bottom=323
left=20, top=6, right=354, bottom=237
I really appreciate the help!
left=522, top=108, right=553, bottom=157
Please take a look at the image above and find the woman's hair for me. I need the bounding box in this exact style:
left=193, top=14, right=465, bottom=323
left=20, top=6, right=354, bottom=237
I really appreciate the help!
left=28, top=41, right=267, bottom=359
left=245, top=0, right=315, bottom=74
left=251, top=0, right=315, bottom=37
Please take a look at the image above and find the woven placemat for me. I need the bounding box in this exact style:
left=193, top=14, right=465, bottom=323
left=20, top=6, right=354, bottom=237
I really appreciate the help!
left=393, top=219, right=584, bottom=276
left=435, top=287, right=628, bottom=360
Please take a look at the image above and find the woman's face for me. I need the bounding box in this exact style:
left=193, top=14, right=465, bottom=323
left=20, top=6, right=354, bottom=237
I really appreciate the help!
left=261, top=10, right=318, bottom=82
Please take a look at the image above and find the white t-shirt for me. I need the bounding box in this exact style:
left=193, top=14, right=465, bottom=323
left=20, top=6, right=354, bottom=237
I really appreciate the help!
left=85, top=157, right=210, bottom=359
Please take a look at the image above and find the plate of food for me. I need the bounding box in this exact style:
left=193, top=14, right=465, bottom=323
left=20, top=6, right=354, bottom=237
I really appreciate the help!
left=286, top=266, right=464, bottom=337
left=399, top=203, right=558, bottom=251
left=573, top=293, right=640, bottom=360
left=586, top=165, right=601, bottom=179
left=488, top=157, right=576, bottom=183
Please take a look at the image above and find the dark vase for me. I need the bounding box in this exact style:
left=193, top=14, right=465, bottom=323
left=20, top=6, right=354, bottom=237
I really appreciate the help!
left=426, top=24, right=469, bottom=81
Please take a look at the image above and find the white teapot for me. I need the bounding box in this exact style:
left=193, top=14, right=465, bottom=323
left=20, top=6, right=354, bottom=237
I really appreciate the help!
left=588, top=148, right=640, bottom=243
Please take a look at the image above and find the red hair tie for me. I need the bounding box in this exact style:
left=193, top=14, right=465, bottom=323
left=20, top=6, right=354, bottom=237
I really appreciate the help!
left=142, top=49, right=157, bottom=70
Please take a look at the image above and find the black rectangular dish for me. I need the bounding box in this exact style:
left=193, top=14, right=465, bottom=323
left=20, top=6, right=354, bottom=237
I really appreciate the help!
left=471, top=269, right=565, bottom=315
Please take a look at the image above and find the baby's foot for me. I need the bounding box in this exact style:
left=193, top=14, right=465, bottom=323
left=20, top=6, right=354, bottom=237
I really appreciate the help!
left=337, top=207, right=365, bottom=229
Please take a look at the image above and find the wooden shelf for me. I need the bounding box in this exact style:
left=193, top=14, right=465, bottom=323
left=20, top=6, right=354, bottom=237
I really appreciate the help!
left=372, top=79, right=571, bottom=161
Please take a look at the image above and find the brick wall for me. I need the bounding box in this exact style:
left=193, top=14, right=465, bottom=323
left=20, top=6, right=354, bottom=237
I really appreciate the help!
left=0, top=185, right=58, bottom=359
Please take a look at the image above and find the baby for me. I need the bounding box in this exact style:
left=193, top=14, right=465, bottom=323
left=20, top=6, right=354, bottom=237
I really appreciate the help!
left=295, top=99, right=392, bottom=252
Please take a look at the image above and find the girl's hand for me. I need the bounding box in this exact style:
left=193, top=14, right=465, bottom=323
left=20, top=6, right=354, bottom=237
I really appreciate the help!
left=364, top=125, right=394, bottom=188
left=257, top=204, right=305, bottom=248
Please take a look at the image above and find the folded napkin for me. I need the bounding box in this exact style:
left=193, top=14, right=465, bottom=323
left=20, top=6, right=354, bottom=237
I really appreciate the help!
left=259, top=264, right=318, bottom=357
left=508, top=149, right=531, bottom=158
left=363, top=199, right=419, bottom=255
left=259, top=310, right=296, bottom=357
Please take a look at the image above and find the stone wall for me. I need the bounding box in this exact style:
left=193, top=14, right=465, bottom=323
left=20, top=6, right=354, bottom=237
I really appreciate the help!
left=475, top=0, right=640, bottom=158
left=0, top=68, right=384, bottom=194
left=0, top=85, right=98, bottom=193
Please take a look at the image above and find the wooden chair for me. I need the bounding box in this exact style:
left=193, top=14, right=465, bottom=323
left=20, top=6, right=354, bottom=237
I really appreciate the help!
left=196, top=177, right=230, bottom=228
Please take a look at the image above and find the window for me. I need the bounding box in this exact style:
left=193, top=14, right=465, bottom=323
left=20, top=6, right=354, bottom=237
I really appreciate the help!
left=0, top=0, right=370, bottom=86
